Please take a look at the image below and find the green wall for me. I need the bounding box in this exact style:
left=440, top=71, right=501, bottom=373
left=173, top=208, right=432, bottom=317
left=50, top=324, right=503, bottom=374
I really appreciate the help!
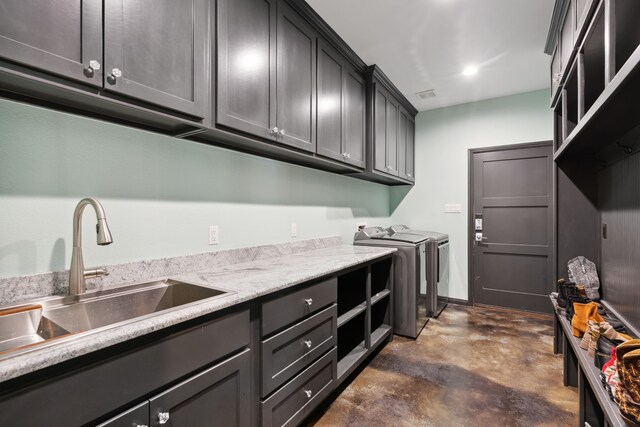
left=390, top=89, right=553, bottom=301
left=0, top=99, right=390, bottom=277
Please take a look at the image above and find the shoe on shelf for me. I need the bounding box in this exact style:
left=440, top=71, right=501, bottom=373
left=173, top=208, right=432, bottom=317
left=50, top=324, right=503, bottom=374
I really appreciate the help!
left=620, top=347, right=640, bottom=403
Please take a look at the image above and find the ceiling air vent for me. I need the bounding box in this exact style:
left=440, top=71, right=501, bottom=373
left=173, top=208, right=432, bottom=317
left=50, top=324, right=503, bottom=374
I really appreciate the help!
left=415, top=89, right=436, bottom=100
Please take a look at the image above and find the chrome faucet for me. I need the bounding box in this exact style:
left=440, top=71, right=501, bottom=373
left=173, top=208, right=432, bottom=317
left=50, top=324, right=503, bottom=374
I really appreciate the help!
left=69, top=198, right=113, bottom=295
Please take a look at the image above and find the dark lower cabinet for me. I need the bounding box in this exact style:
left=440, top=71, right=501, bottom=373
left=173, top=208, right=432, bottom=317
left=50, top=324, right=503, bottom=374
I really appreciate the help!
left=0, top=0, right=102, bottom=86
left=104, top=0, right=207, bottom=118
left=98, top=402, right=149, bottom=427
left=148, top=349, right=251, bottom=427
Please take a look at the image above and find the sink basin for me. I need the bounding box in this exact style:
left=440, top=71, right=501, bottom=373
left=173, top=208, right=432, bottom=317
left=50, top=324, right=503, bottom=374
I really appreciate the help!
left=0, top=279, right=230, bottom=356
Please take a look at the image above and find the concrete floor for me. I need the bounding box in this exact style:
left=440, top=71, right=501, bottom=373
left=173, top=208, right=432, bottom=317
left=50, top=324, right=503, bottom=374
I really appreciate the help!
left=309, top=304, right=578, bottom=427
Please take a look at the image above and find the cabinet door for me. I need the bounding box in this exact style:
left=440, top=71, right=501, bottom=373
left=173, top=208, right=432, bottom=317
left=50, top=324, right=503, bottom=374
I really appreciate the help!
left=373, top=84, right=388, bottom=173
left=344, top=67, right=366, bottom=168
left=104, top=0, right=206, bottom=118
left=550, top=43, right=561, bottom=100
left=386, top=97, right=400, bottom=176
left=217, top=0, right=276, bottom=139
left=398, top=107, right=408, bottom=179
left=276, top=0, right=317, bottom=152
left=560, top=0, right=574, bottom=75
left=0, top=0, right=102, bottom=86
left=316, top=39, right=344, bottom=162
left=149, top=349, right=251, bottom=427
left=406, top=116, right=415, bottom=181
left=97, top=402, right=149, bottom=427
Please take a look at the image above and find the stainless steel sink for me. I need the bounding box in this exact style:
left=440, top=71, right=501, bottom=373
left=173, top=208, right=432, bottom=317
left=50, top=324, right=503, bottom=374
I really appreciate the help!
left=0, top=279, right=230, bottom=356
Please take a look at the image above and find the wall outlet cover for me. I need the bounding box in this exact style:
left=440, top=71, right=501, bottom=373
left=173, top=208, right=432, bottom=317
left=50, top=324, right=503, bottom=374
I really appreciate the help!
left=290, top=222, right=297, bottom=238
left=445, top=204, right=462, bottom=213
left=208, top=225, right=219, bottom=245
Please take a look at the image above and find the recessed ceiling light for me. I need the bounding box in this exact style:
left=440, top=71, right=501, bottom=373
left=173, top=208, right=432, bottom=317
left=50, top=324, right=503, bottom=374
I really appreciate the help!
left=463, top=65, right=478, bottom=76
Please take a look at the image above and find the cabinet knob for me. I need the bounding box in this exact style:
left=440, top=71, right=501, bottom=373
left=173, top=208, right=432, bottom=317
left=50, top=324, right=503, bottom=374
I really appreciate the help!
left=345, top=153, right=351, bottom=159
left=84, top=60, right=101, bottom=78
left=304, top=389, right=313, bottom=398
left=303, top=340, right=313, bottom=349
left=107, top=68, right=122, bottom=85
left=386, top=165, right=393, bottom=170
left=158, top=412, right=170, bottom=424
left=407, top=173, right=412, bottom=177
left=269, top=127, right=279, bottom=136
left=278, top=129, right=286, bottom=136
left=304, top=298, right=313, bottom=306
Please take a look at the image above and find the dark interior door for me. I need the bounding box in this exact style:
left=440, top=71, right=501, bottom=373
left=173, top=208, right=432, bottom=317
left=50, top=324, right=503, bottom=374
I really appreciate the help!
left=471, top=142, right=554, bottom=313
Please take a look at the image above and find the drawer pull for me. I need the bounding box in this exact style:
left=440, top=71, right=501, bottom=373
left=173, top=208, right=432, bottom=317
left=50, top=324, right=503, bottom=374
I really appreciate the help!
left=304, top=389, right=313, bottom=399
left=303, top=340, right=313, bottom=349
left=304, top=298, right=313, bottom=306
left=158, top=412, right=170, bottom=424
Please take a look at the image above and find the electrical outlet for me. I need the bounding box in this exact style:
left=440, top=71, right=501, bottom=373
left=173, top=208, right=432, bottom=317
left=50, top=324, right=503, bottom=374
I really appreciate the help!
left=290, top=222, right=297, bottom=238
left=357, top=222, right=367, bottom=231
left=208, top=225, right=219, bottom=245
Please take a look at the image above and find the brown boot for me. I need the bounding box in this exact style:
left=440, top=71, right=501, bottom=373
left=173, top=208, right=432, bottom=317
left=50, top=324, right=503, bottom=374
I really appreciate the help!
left=571, top=302, right=604, bottom=337
left=616, top=387, right=640, bottom=424
left=621, top=348, right=640, bottom=402
left=617, top=340, right=640, bottom=401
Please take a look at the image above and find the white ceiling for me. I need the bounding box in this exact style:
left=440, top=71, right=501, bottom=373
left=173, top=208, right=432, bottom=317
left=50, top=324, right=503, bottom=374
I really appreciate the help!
left=307, top=0, right=555, bottom=111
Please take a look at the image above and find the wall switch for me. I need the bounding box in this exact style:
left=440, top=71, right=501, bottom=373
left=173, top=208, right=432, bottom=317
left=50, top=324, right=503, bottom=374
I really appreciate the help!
left=290, top=222, right=297, bottom=238
left=208, top=225, right=219, bottom=245
left=357, top=222, right=367, bottom=231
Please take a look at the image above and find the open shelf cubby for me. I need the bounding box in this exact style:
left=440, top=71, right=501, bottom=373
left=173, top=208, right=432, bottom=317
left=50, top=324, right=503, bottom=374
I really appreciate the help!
left=371, top=296, right=391, bottom=335
left=337, top=311, right=367, bottom=380
left=370, top=257, right=392, bottom=296
left=337, top=266, right=367, bottom=320
left=581, top=2, right=605, bottom=115
left=613, top=0, right=640, bottom=75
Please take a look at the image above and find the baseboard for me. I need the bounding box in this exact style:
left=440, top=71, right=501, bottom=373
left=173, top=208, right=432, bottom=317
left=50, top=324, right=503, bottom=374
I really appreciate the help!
left=447, top=297, right=472, bottom=306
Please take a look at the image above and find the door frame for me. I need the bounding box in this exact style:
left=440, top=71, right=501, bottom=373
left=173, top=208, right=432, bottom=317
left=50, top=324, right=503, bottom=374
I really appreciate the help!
left=467, top=140, right=555, bottom=307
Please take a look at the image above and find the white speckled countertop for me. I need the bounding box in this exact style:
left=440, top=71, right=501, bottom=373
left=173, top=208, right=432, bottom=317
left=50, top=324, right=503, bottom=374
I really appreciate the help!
left=0, top=245, right=395, bottom=383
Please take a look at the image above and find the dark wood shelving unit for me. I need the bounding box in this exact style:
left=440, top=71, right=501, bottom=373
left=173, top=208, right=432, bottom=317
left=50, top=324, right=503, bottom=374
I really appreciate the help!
left=335, top=256, right=393, bottom=385
left=554, top=0, right=640, bottom=162
left=550, top=297, right=634, bottom=427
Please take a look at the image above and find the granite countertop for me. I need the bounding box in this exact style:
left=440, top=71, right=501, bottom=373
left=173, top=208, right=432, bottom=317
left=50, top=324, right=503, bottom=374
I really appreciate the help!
left=0, top=245, right=395, bottom=383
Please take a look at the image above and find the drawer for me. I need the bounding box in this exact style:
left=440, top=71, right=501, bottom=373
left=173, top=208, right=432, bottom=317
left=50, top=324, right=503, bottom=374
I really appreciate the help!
left=261, top=348, right=337, bottom=427
left=262, top=277, right=337, bottom=336
left=262, top=304, right=337, bottom=397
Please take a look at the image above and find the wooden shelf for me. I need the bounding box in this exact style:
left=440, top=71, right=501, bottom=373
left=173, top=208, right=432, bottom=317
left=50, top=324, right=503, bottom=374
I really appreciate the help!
left=337, top=303, right=366, bottom=328
left=554, top=43, right=640, bottom=162
left=370, top=289, right=390, bottom=306
left=337, top=343, right=367, bottom=382
left=370, top=325, right=392, bottom=349
left=550, top=297, right=634, bottom=427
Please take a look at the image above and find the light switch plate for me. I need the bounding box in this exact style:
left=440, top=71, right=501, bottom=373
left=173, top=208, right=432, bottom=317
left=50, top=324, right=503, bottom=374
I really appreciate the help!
left=445, top=204, right=462, bottom=213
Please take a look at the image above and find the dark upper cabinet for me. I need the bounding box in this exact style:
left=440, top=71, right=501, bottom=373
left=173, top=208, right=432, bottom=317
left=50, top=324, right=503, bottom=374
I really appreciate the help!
left=317, top=40, right=345, bottom=162
left=217, top=0, right=316, bottom=152
left=0, top=0, right=103, bottom=86
left=398, top=106, right=415, bottom=181
left=343, top=67, right=366, bottom=168
left=372, top=82, right=400, bottom=176
left=216, top=0, right=277, bottom=140
left=316, top=39, right=365, bottom=168
left=366, top=65, right=417, bottom=184
left=104, top=0, right=207, bottom=118
left=560, top=0, right=575, bottom=76
left=550, top=44, right=561, bottom=102
left=276, top=0, right=317, bottom=152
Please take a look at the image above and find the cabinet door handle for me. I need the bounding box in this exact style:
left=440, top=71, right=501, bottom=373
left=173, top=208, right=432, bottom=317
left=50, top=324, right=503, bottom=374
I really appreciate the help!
left=304, top=298, right=313, bottom=306
left=84, top=60, right=101, bottom=77
left=304, top=389, right=313, bottom=398
left=136, top=425, right=149, bottom=427
left=158, top=412, right=170, bottom=424
left=303, top=340, right=313, bottom=349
